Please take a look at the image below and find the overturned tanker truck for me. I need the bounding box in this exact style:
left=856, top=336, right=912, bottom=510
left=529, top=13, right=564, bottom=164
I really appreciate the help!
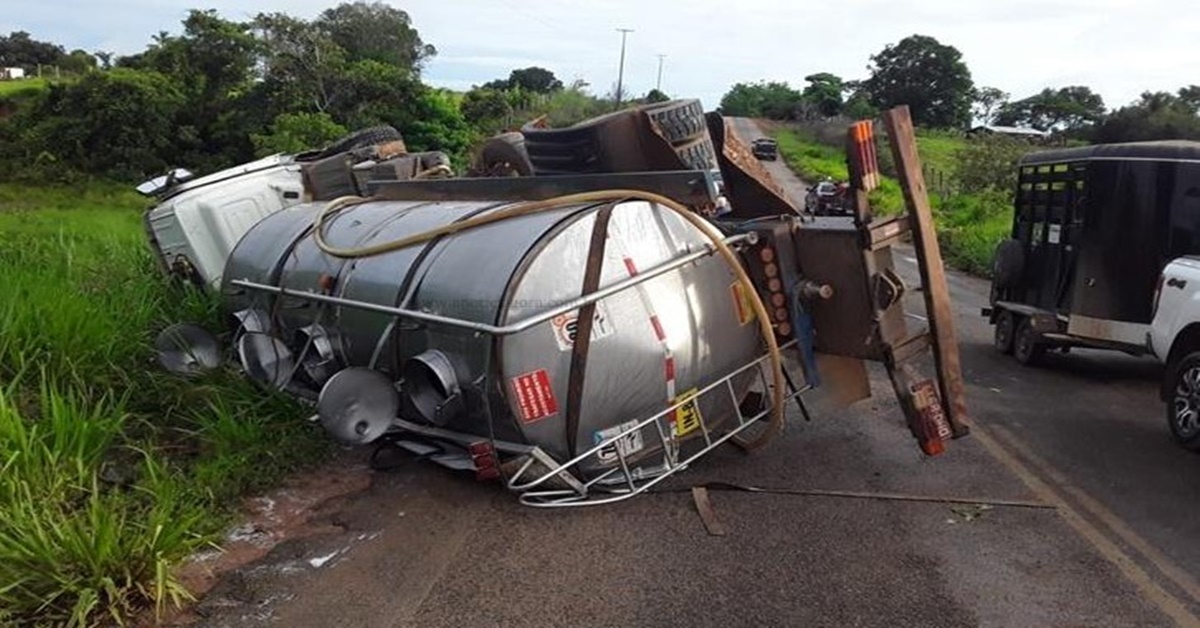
left=148, top=100, right=969, bottom=506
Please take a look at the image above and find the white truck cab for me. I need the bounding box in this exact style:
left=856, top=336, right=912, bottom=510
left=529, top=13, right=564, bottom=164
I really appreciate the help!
left=143, top=155, right=305, bottom=289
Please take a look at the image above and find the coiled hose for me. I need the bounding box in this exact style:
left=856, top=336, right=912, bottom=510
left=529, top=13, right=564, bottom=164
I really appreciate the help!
left=311, top=191, right=785, bottom=450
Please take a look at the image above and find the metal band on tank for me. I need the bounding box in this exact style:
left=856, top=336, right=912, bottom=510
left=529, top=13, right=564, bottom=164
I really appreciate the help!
left=564, top=203, right=618, bottom=457
left=492, top=201, right=611, bottom=450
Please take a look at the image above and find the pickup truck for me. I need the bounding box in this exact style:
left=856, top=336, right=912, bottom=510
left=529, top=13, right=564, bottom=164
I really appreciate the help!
left=1151, top=256, right=1200, bottom=452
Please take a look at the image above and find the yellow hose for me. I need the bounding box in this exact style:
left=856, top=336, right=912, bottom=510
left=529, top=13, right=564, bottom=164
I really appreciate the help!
left=311, top=191, right=785, bottom=450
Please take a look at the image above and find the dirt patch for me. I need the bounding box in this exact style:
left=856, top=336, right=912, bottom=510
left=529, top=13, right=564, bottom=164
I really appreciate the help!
left=158, top=450, right=374, bottom=625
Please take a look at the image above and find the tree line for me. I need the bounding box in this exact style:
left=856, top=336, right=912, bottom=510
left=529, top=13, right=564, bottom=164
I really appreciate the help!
left=719, top=34, right=1200, bottom=144
left=0, top=3, right=628, bottom=183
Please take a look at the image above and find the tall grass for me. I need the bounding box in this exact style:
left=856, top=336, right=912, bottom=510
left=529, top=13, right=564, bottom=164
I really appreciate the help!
left=0, top=184, right=328, bottom=624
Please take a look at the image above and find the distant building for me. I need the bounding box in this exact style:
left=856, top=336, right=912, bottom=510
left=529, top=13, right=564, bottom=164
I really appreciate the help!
left=0, top=67, right=26, bottom=80
left=969, top=124, right=1049, bottom=139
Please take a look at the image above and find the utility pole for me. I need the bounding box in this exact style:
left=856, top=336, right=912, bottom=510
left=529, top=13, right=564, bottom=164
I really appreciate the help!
left=614, top=28, right=633, bottom=108
left=656, top=54, right=666, bottom=92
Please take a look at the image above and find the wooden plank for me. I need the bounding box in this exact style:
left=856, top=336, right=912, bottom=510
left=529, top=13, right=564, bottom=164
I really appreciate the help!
left=881, top=106, right=970, bottom=437
left=691, top=487, right=727, bottom=536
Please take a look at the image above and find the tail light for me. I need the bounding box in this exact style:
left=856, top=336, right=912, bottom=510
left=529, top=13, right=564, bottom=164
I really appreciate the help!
left=469, top=441, right=500, bottom=481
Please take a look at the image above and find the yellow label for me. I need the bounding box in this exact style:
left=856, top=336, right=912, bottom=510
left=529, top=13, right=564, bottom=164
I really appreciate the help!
left=730, top=282, right=755, bottom=326
left=673, top=388, right=703, bottom=437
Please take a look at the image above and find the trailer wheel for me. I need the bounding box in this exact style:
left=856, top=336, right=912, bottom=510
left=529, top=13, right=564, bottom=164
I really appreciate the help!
left=994, top=310, right=1016, bottom=355
left=1165, top=352, right=1200, bottom=452
left=1013, top=318, right=1045, bottom=365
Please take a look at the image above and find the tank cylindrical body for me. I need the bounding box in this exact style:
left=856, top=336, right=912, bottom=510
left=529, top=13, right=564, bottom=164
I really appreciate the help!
left=221, top=199, right=760, bottom=467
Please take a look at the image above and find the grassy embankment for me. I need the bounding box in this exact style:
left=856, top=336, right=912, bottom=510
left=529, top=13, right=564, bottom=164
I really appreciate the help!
left=0, top=184, right=328, bottom=625
left=772, top=126, right=1015, bottom=275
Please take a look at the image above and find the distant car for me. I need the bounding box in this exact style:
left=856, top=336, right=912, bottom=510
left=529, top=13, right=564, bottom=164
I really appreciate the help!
left=804, top=180, right=850, bottom=215
left=751, top=138, right=778, bottom=161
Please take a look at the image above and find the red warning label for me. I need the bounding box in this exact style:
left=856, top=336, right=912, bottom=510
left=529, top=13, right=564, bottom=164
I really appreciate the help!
left=511, top=369, right=558, bottom=424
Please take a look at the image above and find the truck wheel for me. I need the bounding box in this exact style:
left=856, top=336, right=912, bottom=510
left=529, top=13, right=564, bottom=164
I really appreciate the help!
left=1013, top=318, right=1045, bottom=365
left=994, top=311, right=1016, bottom=355
left=317, top=126, right=404, bottom=158
left=475, top=132, right=534, bottom=177
left=1166, top=352, right=1200, bottom=452
left=643, top=99, right=708, bottom=145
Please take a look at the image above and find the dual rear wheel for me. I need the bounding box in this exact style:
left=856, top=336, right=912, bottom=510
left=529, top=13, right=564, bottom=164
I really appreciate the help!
left=993, top=311, right=1045, bottom=365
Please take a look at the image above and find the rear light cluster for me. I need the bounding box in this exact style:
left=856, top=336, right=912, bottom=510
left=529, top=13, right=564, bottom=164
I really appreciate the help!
left=469, top=440, right=500, bottom=481
left=758, top=246, right=792, bottom=337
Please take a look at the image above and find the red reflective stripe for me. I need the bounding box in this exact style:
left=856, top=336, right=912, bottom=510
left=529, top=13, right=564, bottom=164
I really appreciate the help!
left=623, top=257, right=639, bottom=276
left=649, top=315, right=666, bottom=341
left=664, top=356, right=675, bottom=382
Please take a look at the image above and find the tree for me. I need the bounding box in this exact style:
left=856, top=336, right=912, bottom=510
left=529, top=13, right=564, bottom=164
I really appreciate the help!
left=719, top=81, right=804, bottom=119
left=971, top=86, right=1009, bottom=125
left=0, top=31, right=65, bottom=70
left=18, top=69, right=185, bottom=179
left=644, top=88, right=669, bottom=104
left=994, top=86, right=1105, bottom=132
left=316, top=2, right=434, bottom=71
left=801, top=72, right=844, bottom=117
left=121, top=10, right=263, bottom=170
left=480, top=67, right=563, bottom=94
left=251, top=111, right=347, bottom=156
left=864, top=34, right=974, bottom=128
left=460, top=87, right=512, bottom=132
left=1093, top=90, right=1200, bottom=143
left=254, top=12, right=347, bottom=114
left=507, top=67, right=562, bottom=93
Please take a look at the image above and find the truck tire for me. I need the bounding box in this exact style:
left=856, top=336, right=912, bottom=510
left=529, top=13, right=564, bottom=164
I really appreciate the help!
left=673, top=136, right=718, bottom=171
left=521, top=110, right=635, bottom=175
left=318, top=126, right=404, bottom=158
left=1165, top=351, right=1200, bottom=452
left=475, top=132, right=534, bottom=177
left=643, top=99, right=708, bottom=145
left=992, top=239, right=1025, bottom=288
left=994, top=310, right=1016, bottom=355
left=1013, top=318, right=1045, bottom=365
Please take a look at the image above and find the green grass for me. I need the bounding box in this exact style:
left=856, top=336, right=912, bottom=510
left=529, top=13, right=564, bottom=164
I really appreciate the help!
left=0, top=184, right=329, bottom=625
left=0, top=78, right=49, bottom=99
left=772, top=125, right=1013, bottom=274
left=913, top=129, right=966, bottom=177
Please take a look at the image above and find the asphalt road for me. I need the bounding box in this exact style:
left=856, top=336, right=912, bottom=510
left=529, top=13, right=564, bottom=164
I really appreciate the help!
left=187, top=119, right=1200, bottom=628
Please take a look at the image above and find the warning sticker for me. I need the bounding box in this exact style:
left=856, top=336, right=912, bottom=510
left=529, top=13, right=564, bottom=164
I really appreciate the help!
left=511, top=369, right=558, bottom=424
left=550, top=303, right=614, bottom=351
left=730, top=282, right=755, bottom=326
left=671, top=388, right=703, bottom=437
left=594, top=419, right=645, bottom=463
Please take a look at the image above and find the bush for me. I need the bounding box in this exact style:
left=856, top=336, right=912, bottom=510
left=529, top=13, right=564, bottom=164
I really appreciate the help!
left=14, top=69, right=185, bottom=180
left=954, top=135, right=1036, bottom=194
left=252, top=111, right=348, bottom=157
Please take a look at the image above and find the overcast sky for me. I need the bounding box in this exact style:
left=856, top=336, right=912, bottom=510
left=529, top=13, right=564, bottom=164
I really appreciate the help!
left=7, top=0, right=1195, bottom=112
